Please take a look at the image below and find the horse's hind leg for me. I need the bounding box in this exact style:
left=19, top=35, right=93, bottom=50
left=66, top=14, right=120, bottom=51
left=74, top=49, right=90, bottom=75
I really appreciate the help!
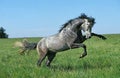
left=37, top=47, right=48, bottom=66
left=46, top=52, right=56, bottom=67
left=37, top=51, right=47, bottom=66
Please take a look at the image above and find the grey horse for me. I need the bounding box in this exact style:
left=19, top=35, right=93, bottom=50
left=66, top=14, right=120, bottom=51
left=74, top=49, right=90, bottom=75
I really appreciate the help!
left=37, top=14, right=96, bottom=67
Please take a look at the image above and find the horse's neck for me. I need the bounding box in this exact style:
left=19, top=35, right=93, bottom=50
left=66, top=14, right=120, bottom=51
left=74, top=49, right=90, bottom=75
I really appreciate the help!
left=60, top=28, right=77, bottom=44
left=77, top=30, right=83, bottom=37
left=74, top=30, right=86, bottom=43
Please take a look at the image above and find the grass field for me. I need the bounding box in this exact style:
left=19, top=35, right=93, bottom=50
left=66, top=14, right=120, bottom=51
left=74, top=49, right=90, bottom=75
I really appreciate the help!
left=0, top=34, right=120, bottom=78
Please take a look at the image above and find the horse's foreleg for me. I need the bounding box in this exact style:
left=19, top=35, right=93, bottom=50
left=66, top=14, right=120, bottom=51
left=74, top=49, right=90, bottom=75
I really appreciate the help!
left=91, top=33, right=107, bottom=40
left=46, top=52, right=56, bottom=67
left=71, top=43, right=87, bottom=58
left=79, top=44, right=87, bottom=58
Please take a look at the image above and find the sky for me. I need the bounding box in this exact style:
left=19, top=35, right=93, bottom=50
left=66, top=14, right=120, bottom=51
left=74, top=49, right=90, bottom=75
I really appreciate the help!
left=0, top=0, right=120, bottom=38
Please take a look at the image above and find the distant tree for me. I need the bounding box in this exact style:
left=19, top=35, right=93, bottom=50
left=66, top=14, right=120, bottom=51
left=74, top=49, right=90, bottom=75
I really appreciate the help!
left=0, top=27, right=8, bottom=38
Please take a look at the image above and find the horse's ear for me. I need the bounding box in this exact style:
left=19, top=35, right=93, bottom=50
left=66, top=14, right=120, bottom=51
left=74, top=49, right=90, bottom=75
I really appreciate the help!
left=81, top=13, right=87, bottom=16
left=90, top=17, right=96, bottom=24
left=79, top=13, right=87, bottom=19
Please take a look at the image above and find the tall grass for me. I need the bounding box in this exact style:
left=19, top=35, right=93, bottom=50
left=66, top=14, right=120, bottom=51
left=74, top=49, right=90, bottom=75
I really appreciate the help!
left=0, top=34, right=120, bottom=78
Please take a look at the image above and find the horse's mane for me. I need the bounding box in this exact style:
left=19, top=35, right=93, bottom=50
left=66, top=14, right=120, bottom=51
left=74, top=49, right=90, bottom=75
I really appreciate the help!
left=59, top=13, right=95, bottom=33
left=79, top=13, right=95, bottom=24
left=78, top=13, right=88, bottom=19
left=59, top=19, right=73, bottom=32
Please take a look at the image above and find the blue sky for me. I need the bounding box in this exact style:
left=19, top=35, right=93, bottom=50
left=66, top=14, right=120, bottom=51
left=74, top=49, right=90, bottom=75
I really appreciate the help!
left=0, top=0, right=120, bottom=38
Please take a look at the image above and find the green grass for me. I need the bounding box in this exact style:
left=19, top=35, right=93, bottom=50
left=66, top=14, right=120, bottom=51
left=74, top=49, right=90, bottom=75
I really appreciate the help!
left=0, top=34, right=120, bottom=78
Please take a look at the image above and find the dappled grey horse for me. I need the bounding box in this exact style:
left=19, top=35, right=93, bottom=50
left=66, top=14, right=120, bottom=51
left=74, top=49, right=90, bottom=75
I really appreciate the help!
left=37, top=14, right=96, bottom=67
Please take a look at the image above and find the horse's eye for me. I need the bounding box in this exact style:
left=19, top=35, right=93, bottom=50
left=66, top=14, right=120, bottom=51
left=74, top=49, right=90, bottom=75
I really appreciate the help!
left=87, top=23, right=90, bottom=25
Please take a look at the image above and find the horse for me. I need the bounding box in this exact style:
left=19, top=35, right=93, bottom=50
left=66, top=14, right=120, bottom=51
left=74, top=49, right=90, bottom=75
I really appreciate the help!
left=36, top=13, right=95, bottom=67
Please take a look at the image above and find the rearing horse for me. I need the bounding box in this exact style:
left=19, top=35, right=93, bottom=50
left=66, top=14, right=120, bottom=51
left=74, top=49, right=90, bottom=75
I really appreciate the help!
left=37, top=14, right=95, bottom=67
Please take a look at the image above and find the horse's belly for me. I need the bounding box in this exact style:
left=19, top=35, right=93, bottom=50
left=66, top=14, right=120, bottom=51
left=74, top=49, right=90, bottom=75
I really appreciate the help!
left=47, top=40, right=69, bottom=52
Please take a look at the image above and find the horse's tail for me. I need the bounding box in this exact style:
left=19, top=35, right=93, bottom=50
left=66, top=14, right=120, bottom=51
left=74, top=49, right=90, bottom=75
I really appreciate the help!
left=14, top=39, right=28, bottom=48
left=22, top=39, right=29, bottom=44
left=33, top=43, right=38, bottom=49
left=14, top=41, right=24, bottom=48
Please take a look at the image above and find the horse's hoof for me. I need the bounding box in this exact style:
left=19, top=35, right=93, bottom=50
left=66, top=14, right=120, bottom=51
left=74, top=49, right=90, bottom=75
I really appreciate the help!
left=46, top=64, right=51, bottom=67
left=37, top=62, right=41, bottom=67
left=80, top=55, right=83, bottom=58
left=80, top=54, right=87, bottom=58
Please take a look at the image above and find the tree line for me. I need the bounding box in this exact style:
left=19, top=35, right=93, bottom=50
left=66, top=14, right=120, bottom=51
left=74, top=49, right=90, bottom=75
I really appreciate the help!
left=0, top=27, right=8, bottom=38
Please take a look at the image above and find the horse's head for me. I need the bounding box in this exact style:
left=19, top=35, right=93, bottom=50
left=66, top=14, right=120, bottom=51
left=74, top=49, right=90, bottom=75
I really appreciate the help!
left=59, top=13, right=95, bottom=39
left=80, top=14, right=95, bottom=39
left=81, top=19, right=92, bottom=38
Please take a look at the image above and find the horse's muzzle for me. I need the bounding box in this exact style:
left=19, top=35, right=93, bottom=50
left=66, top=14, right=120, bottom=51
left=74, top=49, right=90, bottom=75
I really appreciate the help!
left=85, top=32, right=91, bottom=39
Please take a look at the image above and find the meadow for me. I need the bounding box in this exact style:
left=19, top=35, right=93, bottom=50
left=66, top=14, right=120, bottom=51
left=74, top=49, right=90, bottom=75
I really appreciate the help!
left=0, top=34, right=120, bottom=78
